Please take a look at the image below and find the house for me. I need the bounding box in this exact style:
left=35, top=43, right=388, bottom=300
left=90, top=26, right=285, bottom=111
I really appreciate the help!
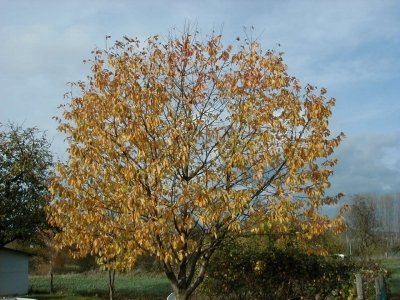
left=0, top=247, right=30, bottom=296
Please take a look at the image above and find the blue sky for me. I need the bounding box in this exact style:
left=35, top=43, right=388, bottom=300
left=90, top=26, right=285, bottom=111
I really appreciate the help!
left=1, top=0, right=399, bottom=201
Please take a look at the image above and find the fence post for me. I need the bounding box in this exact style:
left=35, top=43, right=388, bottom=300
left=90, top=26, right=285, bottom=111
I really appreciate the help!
left=375, top=277, right=381, bottom=300
left=378, top=274, right=387, bottom=300
left=356, top=273, right=363, bottom=300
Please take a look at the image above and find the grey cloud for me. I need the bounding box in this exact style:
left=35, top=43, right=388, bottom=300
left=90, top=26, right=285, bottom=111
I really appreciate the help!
left=329, top=133, right=400, bottom=196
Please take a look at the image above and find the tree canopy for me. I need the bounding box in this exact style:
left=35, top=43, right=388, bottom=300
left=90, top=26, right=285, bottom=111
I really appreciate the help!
left=0, top=124, right=53, bottom=247
left=48, top=30, right=344, bottom=300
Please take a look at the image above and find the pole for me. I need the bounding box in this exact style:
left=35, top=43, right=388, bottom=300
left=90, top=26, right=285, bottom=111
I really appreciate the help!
left=356, top=274, right=363, bottom=300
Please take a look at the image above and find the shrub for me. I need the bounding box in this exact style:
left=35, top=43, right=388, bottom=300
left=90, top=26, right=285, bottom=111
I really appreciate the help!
left=202, top=239, right=357, bottom=299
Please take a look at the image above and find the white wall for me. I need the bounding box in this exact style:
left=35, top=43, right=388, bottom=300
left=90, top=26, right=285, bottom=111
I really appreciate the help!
left=0, top=249, right=29, bottom=296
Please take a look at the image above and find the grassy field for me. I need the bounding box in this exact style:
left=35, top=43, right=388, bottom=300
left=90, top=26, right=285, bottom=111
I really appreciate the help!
left=29, top=273, right=171, bottom=300
left=382, top=257, right=400, bottom=295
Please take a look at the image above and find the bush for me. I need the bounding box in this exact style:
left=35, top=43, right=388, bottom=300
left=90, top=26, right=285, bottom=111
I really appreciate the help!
left=201, top=239, right=357, bottom=299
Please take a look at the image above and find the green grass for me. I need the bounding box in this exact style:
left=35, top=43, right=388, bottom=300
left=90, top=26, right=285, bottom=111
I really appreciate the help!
left=382, top=258, right=400, bottom=295
left=28, top=273, right=171, bottom=300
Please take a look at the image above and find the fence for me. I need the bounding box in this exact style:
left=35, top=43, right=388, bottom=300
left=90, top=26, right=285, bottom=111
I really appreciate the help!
left=356, top=273, right=387, bottom=300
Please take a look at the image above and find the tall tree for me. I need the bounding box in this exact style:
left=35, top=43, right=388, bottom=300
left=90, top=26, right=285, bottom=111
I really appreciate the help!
left=48, top=30, right=344, bottom=300
left=0, top=124, right=53, bottom=247
left=346, top=194, right=379, bottom=257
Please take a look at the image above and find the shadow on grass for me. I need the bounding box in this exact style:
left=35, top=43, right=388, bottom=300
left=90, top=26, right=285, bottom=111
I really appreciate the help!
left=28, top=294, right=101, bottom=300
left=28, top=295, right=64, bottom=300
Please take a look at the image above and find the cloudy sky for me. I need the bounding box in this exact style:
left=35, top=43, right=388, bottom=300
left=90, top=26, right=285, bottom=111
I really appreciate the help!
left=1, top=0, right=399, bottom=202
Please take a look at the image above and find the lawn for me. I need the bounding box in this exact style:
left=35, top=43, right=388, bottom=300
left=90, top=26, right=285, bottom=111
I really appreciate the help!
left=29, top=272, right=172, bottom=300
left=382, top=257, right=400, bottom=295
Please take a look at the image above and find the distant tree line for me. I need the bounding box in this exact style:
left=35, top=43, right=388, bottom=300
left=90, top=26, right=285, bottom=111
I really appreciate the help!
left=344, top=193, right=400, bottom=258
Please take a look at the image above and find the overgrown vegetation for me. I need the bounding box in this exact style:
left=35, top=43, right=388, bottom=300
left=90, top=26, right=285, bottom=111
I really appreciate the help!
left=201, top=239, right=357, bottom=299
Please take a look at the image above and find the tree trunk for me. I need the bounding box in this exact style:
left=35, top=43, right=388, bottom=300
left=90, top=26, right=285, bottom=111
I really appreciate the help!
left=50, top=271, right=54, bottom=294
left=108, top=269, right=116, bottom=300
left=50, top=262, right=54, bottom=294
left=176, top=292, right=189, bottom=300
left=163, top=239, right=220, bottom=300
left=171, top=286, right=191, bottom=300
left=168, top=256, right=211, bottom=300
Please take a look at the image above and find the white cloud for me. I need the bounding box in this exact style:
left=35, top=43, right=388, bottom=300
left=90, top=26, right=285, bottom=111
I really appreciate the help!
left=243, top=0, right=400, bottom=87
left=0, top=0, right=399, bottom=196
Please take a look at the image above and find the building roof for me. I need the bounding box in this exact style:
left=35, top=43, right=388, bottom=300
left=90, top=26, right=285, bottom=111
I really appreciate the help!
left=0, top=247, right=32, bottom=256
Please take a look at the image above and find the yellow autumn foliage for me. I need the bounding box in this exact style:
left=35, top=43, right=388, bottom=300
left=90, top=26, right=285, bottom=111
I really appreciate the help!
left=48, top=30, right=344, bottom=298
